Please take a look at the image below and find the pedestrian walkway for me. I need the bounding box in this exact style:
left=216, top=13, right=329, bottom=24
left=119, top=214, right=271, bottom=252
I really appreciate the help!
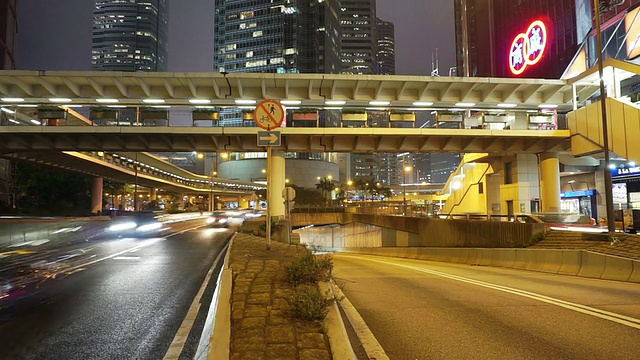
left=227, top=233, right=332, bottom=360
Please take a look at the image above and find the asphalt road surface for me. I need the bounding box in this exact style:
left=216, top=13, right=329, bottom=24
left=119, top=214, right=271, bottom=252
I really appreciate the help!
left=333, top=254, right=640, bottom=360
left=0, top=219, right=232, bottom=360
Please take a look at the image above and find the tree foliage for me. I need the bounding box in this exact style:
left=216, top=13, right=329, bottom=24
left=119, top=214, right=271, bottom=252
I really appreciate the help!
left=14, top=163, right=93, bottom=216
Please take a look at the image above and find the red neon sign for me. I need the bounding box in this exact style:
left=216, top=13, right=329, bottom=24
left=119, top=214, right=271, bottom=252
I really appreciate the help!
left=509, top=20, right=548, bottom=76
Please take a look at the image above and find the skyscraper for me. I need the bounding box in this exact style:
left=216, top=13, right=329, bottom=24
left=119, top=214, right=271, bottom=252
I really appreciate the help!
left=91, top=0, right=168, bottom=71
left=0, top=0, right=16, bottom=209
left=213, top=0, right=344, bottom=188
left=340, top=0, right=377, bottom=74
left=214, top=0, right=341, bottom=74
left=376, top=18, right=395, bottom=75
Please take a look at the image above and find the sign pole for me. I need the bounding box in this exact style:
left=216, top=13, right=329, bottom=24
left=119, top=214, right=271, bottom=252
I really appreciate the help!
left=266, top=144, right=272, bottom=250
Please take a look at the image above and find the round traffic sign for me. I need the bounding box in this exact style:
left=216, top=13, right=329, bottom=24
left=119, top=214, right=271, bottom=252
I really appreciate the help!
left=253, top=100, right=285, bottom=130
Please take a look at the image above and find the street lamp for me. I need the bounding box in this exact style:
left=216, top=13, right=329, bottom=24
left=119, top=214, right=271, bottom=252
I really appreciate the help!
left=347, top=180, right=353, bottom=207
left=403, top=166, right=411, bottom=215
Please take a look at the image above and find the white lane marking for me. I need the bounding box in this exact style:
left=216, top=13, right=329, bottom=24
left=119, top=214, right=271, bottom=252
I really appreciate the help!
left=63, top=224, right=205, bottom=273
left=340, top=255, right=640, bottom=330
left=113, top=256, right=141, bottom=260
left=163, top=241, right=229, bottom=360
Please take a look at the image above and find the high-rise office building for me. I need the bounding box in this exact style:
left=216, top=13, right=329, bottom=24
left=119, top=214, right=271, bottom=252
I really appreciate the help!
left=214, top=0, right=341, bottom=74
left=0, top=0, right=16, bottom=70
left=376, top=18, right=395, bottom=75
left=454, top=0, right=601, bottom=79
left=92, top=0, right=168, bottom=71
left=0, top=0, right=16, bottom=209
left=213, top=0, right=345, bottom=188
left=340, top=0, right=377, bottom=74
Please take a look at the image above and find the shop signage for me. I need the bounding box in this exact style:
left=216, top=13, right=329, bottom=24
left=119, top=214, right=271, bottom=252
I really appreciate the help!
left=509, top=20, right=548, bottom=76
left=560, top=189, right=596, bottom=198
left=612, top=166, right=640, bottom=177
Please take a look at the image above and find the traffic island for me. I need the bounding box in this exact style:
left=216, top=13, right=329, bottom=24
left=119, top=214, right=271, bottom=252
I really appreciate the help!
left=221, top=233, right=335, bottom=360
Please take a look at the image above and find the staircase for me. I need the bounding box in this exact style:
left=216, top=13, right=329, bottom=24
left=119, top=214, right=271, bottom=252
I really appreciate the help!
left=529, top=230, right=608, bottom=249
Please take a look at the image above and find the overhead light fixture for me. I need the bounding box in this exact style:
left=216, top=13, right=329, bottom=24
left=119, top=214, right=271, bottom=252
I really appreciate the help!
left=455, top=102, right=475, bottom=107
left=107, top=105, right=127, bottom=108
left=325, top=100, right=346, bottom=105
left=189, top=99, right=211, bottom=104
left=49, top=98, right=72, bottom=103
left=369, top=101, right=390, bottom=106
left=143, top=99, right=165, bottom=104
left=285, top=106, right=300, bottom=110
left=63, top=105, right=83, bottom=108
left=96, top=98, right=119, bottom=103
left=30, top=119, right=41, bottom=125
left=1, top=107, right=15, bottom=114
left=280, top=100, right=302, bottom=105
left=497, top=103, right=518, bottom=108
left=413, top=101, right=433, bottom=106
left=1, top=98, right=24, bottom=102
left=538, top=104, right=558, bottom=109
left=324, top=107, right=343, bottom=110
left=151, top=105, right=171, bottom=108
left=237, top=106, right=255, bottom=109
left=235, top=99, right=256, bottom=105
left=17, top=104, right=37, bottom=107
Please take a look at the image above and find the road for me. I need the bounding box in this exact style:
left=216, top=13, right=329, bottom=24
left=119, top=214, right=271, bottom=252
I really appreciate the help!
left=333, top=254, right=640, bottom=360
left=0, top=219, right=232, bottom=360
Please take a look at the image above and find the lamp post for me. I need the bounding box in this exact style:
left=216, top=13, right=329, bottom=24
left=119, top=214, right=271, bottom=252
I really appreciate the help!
left=347, top=180, right=353, bottom=209
left=593, top=0, right=616, bottom=234
left=403, top=165, right=411, bottom=215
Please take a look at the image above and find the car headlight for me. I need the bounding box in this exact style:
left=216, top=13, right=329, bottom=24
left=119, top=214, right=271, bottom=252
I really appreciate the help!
left=219, top=218, right=228, bottom=224
left=137, top=223, right=162, bottom=232
left=206, top=217, right=217, bottom=224
left=108, top=222, right=137, bottom=232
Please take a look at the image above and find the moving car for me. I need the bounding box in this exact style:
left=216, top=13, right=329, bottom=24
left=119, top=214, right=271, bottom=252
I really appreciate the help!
left=206, top=211, right=230, bottom=228
left=107, top=211, right=167, bottom=237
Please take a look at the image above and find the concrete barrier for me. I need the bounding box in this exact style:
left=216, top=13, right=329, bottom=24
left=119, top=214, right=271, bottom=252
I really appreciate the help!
left=577, top=251, right=607, bottom=279
left=628, top=262, right=640, bottom=283
left=337, top=247, right=639, bottom=284
left=601, top=256, right=633, bottom=282
left=558, top=251, right=582, bottom=275
left=539, top=250, right=564, bottom=274
left=490, top=249, right=516, bottom=268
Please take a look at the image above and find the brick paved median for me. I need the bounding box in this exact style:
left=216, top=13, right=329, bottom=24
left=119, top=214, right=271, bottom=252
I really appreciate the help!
left=228, top=233, right=332, bottom=360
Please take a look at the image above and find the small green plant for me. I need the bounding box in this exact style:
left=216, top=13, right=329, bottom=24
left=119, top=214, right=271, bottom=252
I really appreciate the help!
left=287, top=285, right=334, bottom=321
left=285, top=252, right=333, bottom=287
left=532, top=231, right=546, bottom=242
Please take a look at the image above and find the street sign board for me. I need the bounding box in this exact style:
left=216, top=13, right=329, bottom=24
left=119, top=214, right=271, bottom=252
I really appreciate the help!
left=257, top=131, right=281, bottom=146
left=283, top=187, right=296, bottom=200
left=254, top=99, right=285, bottom=130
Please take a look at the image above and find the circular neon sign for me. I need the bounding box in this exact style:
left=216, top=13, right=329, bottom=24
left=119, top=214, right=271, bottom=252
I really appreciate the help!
left=508, top=20, right=548, bottom=76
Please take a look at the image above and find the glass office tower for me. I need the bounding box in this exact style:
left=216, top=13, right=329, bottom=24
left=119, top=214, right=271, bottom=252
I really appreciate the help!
left=92, top=0, right=168, bottom=71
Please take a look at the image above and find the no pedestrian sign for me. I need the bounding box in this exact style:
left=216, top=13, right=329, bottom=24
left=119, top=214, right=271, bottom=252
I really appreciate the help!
left=253, top=100, right=285, bottom=130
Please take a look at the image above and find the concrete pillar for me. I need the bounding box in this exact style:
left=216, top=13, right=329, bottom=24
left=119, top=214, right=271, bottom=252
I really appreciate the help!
left=115, top=195, right=121, bottom=210
left=540, top=152, right=561, bottom=213
left=269, top=149, right=286, bottom=218
left=150, top=188, right=157, bottom=201
left=91, top=177, right=103, bottom=215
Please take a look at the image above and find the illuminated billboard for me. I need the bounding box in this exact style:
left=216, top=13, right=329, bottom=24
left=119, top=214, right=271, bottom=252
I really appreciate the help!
left=508, top=20, right=548, bottom=76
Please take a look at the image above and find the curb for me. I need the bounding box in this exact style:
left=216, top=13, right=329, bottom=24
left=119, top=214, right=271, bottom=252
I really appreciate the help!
left=208, top=234, right=234, bottom=360
left=328, top=279, right=390, bottom=360
left=320, top=281, right=358, bottom=360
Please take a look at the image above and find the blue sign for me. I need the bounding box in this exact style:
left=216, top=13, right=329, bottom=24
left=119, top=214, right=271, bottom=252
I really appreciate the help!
left=561, top=189, right=596, bottom=198
left=612, top=166, right=640, bottom=178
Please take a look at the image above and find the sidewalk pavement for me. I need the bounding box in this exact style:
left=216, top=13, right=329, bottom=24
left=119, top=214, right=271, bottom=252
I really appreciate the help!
left=225, top=233, right=333, bottom=360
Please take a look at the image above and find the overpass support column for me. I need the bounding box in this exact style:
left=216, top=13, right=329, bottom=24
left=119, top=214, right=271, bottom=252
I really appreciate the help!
left=91, top=177, right=103, bottom=215
left=269, top=150, right=286, bottom=219
left=540, top=152, right=561, bottom=213
left=150, top=188, right=157, bottom=201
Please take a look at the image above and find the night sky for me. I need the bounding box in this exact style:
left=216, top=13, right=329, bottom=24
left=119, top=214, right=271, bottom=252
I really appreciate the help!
left=15, top=0, right=455, bottom=76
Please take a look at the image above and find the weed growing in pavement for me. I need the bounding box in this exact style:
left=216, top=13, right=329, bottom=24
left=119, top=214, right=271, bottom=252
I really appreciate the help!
left=284, top=252, right=333, bottom=286
left=287, top=285, right=334, bottom=321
